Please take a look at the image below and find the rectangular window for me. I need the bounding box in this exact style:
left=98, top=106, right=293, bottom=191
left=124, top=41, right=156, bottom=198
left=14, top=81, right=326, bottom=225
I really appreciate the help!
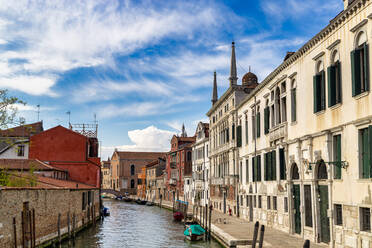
left=335, top=204, right=343, bottom=226
left=245, top=159, right=249, bottom=183
left=17, top=145, right=25, bottom=157
left=232, top=124, right=235, bottom=140
left=279, top=148, right=286, bottom=180
left=327, top=61, right=342, bottom=107
left=245, top=117, right=248, bottom=144
left=333, top=135, right=342, bottom=179
left=360, top=207, right=371, bottom=232
left=351, top=43, right=369, bottom=97
left=291, top=88, right=297, bottom=122
left=264, top=107, right=270, bottom=134
left=281, top=97, right=287, bottom=122
left=82, top=192, right=87, bottom=210
left=253, top=155, right=261, bottom=182
left=265, top=151, right=276, bottom=181
left=359, top=126, right=372, bottom=179
left=267, top=196, right=271, bottom=210
left=253, top=195, right=257, bottom=208
left=313, top=70, right=326, bottom=113
left=237, top=125, right=242, bottom=147
left=284, top=197, right=288, bottom=213
left=304, top=185, right=313, bottom=227
left=258, top=195, right=262, bottom=208
left=273, top=196, right=277, bottom=210
left=256, top=111, right=261, bottom=138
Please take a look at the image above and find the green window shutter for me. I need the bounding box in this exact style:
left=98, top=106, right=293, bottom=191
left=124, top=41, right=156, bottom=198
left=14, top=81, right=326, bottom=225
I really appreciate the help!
left=264, top=153, right=268, bottom=181
left=313, top=75, right=318, bottom=113
left=257, top=155, right=261, bottom=182
left=337, top=61, right=342, bottom=104
left=227, top=128, right=229, bottom=142
left=328, top=66, right=336, bottom=107
left=291, top=89, right=296, bottom=122
left=267, top=151, right=272, bottom=180
left=327, top=66, right=332, bottom=107
left=321, top=70, right=326, bottom=110
left=264, top=107, right=269, bottom=134
left=232, top=124, right=235, bottom=139
left=272, top=150, right=276, bottom=180
left=364, top=43, right=369, bottom=91
left=237, top=125, right=242, bottom=147
left=279, top=148, right=286, bottom=180
left=369, top=126, right=372, bottom=178
left=252, top=157, right=256, bottom=182
left=362, top=129, right=370, bottom=178
left=351, top=49, right=361, bottom=96
left=334, top=135, right=342, bottom=180
left=257, top=112, right=261, bottom=138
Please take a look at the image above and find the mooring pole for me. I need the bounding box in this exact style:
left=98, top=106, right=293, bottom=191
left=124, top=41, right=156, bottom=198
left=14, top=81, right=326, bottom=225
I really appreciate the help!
left=58, top=213, right=61, bottom=245
left=208, top=205, right=212, bottom=241
left=258, top=225, right=265, bottom=248
left=67, top=212, right=70, bottom=239
left=32, top=209, right=35, bottom=248
left=21, top=212, right=25, bottom=248
left=252, top=221, right=259, bottom=248
left=13, top=217, right=17, bottom=248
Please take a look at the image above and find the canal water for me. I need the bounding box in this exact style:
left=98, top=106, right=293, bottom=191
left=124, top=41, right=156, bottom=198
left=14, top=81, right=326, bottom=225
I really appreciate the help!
left=62, top=199, right=223, bottom=248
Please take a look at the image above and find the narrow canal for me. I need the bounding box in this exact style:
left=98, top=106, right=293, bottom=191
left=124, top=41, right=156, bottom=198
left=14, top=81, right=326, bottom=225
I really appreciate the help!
left=62, top=199, right=223, bottom=248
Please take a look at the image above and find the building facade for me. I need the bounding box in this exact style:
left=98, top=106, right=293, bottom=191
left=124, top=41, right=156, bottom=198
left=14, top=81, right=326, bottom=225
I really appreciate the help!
left=190, top=122, right=210, bottom=206
left=165, top=126, right=195, bottom=202
left=235, top=0, right=372, bottom=247
left=145, top=157, right=166, bottom=201
left=101, top=159, right=111, bottom=189
left=207, top=43, right=258, bottom=216
left=110, top=151, right=166, bottom=194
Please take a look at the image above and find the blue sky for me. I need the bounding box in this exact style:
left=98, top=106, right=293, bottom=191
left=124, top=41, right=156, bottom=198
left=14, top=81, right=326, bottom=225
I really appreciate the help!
left=0, top=0, right=343, bottom=159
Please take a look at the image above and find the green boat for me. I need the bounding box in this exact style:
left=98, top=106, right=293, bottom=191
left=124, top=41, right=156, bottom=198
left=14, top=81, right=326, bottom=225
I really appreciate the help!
left=183, top=224, right=205, bottom=241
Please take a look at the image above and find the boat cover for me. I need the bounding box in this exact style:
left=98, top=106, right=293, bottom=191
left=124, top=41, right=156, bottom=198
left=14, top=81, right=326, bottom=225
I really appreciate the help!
left=183, top=225, right=205, bottom=236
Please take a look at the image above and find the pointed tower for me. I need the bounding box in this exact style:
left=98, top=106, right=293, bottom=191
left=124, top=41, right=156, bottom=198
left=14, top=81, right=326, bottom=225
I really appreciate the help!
left=181, top=123, right=187, bottom=137
left=229, top=41, right=238, bottom=86
left=212, top=71, right=218, bottom=105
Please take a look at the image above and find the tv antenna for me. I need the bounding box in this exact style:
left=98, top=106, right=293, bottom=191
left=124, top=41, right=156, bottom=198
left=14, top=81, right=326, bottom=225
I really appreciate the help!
left=36, top=104, right=40, bottom=121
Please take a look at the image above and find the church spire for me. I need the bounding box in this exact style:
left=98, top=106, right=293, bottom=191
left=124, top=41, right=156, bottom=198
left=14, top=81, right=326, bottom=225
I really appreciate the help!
left=229, top=41, right=238, bottom=86
left=212, top=71, right=218, bottom=105
left=181, top=123, right=187, bottom=137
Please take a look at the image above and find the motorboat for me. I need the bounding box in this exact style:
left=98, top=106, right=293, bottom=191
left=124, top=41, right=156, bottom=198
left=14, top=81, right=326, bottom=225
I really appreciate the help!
left=173, top=211, right=184, bottom=222
left=184, top=224, right=205, bottom=241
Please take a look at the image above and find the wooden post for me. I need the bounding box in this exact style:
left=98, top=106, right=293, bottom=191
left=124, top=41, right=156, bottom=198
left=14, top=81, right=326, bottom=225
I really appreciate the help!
left=28, top=210, right=32, bottom=248
left=303, top=240, right=310, bottom=248
left=67, top=212, right=70, bottom=239
left=32, top=209, right=35, bottom=248
left=208, top=205, right=212, bottom=241
left=72, top=213, right=76, bottom=240
left=57, top=213, right=61, bottom=244
left=258, top=225, right=265, bottom=248
left=21, top=212, right=25, bottom=248
left=13, top=217, right=17, bottom=248
left=204, top=204, right=208, bottom=240
left=199, top=206, right=202, bottom=224
left=252, top=221, right=259, bottom=248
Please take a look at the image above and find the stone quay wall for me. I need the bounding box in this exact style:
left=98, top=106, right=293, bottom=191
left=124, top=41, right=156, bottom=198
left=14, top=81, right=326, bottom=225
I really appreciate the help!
left=0, top=188, right=100, bottom=247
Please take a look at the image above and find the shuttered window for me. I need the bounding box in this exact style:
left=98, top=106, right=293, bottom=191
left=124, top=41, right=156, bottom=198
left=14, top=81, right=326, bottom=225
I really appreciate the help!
left=237, top=125, right=242, bottom=147
left=245, top=159, right=249, bottom=183
left=279, top=148, right=286, bottom=180
left=252, top=155, right=261, bottom=182
left=335, top=204, right=343, bottom=226
left=360, top=126, right=372, bottom=179
left=264, top=107, right=270, bottom=134
left=264, top=151, right=276, bottom=181
left=291, top=88, right=296, bottom=122
left=267, top=196, right=271, bottom=210
left=360, top=207, right=371, bottom=232
left=256, top=112, right=261, bottom=138
left=327, top=61, right=342, bottom=107
left=351, top=43, right=369, bottom=97
left=245, top=118, right=248, bottom=144
left=333, top=135, right=342, bottom=179
left=313, top=70, right=326, bottom=113
left=232, top=124, right=235, bottom=140
left=304, top=185, right=313, bottom=227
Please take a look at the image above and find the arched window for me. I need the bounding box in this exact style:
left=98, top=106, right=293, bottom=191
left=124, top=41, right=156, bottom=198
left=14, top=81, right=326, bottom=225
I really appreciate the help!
left=131, top=164, right=135, bottom=176
left=291, top=79, right=297, bottom=122
left=328, top=49, right=342, bottom=106
left=291, top=163, right=299, bottom=180
left=131, top=179, right=135, bottom=188
left=313, top=60, right=326, bottom=113
left=187, top=151, right=192, bottom=161
left=351, top=31, right=369, bottom=96
left=317, top=160, right=328, bottom=180
left=275, top=87, right=281, bottom=125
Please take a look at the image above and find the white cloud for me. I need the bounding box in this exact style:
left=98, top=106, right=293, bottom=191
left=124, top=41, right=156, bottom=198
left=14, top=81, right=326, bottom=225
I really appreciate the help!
left=0, top=0, right=225, bottom=96
left=101, top=125, right=174, bottom=159
left=0, top=76, right=57, bottom=96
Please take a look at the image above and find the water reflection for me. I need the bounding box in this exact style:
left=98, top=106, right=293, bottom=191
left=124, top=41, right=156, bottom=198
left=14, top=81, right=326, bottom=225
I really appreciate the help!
left=62, top=199, right=223, bottom=248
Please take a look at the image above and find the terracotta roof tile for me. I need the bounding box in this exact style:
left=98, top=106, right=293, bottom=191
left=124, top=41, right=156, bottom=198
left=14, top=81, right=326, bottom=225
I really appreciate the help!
left=0, top=159, right=66, bottom=171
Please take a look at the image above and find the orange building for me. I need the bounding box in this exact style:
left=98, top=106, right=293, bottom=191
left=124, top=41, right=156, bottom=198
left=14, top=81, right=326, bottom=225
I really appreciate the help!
left=136, top=167, right=147, bottom=199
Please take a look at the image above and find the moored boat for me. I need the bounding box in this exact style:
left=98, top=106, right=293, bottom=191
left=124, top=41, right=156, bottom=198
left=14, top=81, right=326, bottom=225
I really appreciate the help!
left=183, top=224, right=205, bottom=241
left=136, top=199, right=147, bottom=205
left=146, top=201, right=154, bottom=206
left=173, top=211, right=184, bottom=222
left=102, top=207, right=110, bottom=216
left=124, top=197, right=132, bottom=202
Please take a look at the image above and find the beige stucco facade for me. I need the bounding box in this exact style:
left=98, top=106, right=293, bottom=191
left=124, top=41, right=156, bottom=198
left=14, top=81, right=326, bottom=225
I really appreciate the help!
left=236, top=0, right=372, bottom=247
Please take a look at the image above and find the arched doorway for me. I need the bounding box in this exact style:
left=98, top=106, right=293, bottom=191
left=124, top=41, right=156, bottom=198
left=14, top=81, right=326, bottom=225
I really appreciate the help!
left=315, top=160, right=330, bottom=243
left=290, top=163, right=301, bottom=235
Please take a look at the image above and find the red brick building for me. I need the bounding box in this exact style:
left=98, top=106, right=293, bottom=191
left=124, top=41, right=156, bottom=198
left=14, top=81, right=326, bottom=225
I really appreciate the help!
left=165, top=134, right=195, bottom=202
left=29, top=125, right=101, bottom=187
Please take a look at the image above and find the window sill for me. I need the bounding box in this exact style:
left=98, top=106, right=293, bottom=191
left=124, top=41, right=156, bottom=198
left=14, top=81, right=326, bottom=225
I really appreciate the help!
left=329, top=103, right=342, bottom=110
left=354, top=91, right=369, bottom=100
left=315, top=110, right=325, bottom=116
left=290, top=121, right=297, bottom=126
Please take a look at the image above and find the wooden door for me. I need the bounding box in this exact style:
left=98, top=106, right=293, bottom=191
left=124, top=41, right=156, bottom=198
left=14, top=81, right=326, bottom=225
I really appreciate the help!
left=293, top=184, right=301, bottom=234
left=319, top=185, right=330, bottom=243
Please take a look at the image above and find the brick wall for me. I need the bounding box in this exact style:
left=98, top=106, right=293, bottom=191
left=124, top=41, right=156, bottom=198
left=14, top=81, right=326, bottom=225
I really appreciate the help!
left=0, top=188, right=99, bottom=247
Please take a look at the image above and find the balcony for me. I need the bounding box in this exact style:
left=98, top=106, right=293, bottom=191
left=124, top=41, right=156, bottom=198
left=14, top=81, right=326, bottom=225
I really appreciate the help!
left=269, top=122, right=288, bottom=142
left=211, top=177, right=224, bottom=185
left=169, top=179, right=177, bottom=185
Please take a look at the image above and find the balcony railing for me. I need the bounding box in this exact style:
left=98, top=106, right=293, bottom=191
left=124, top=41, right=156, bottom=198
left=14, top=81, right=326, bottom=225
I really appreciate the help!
left=269, top=122, right=288, bottom=142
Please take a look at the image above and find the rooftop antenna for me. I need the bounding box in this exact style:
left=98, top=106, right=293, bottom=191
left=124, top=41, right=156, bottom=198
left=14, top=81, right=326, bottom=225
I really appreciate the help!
left=249, top=66, right=251, bottom=72
left=66, top=111, right=71, bottom=127
left=94, top=113, right=97, bottom=124
left=36, top=104, right=40, bottom=121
